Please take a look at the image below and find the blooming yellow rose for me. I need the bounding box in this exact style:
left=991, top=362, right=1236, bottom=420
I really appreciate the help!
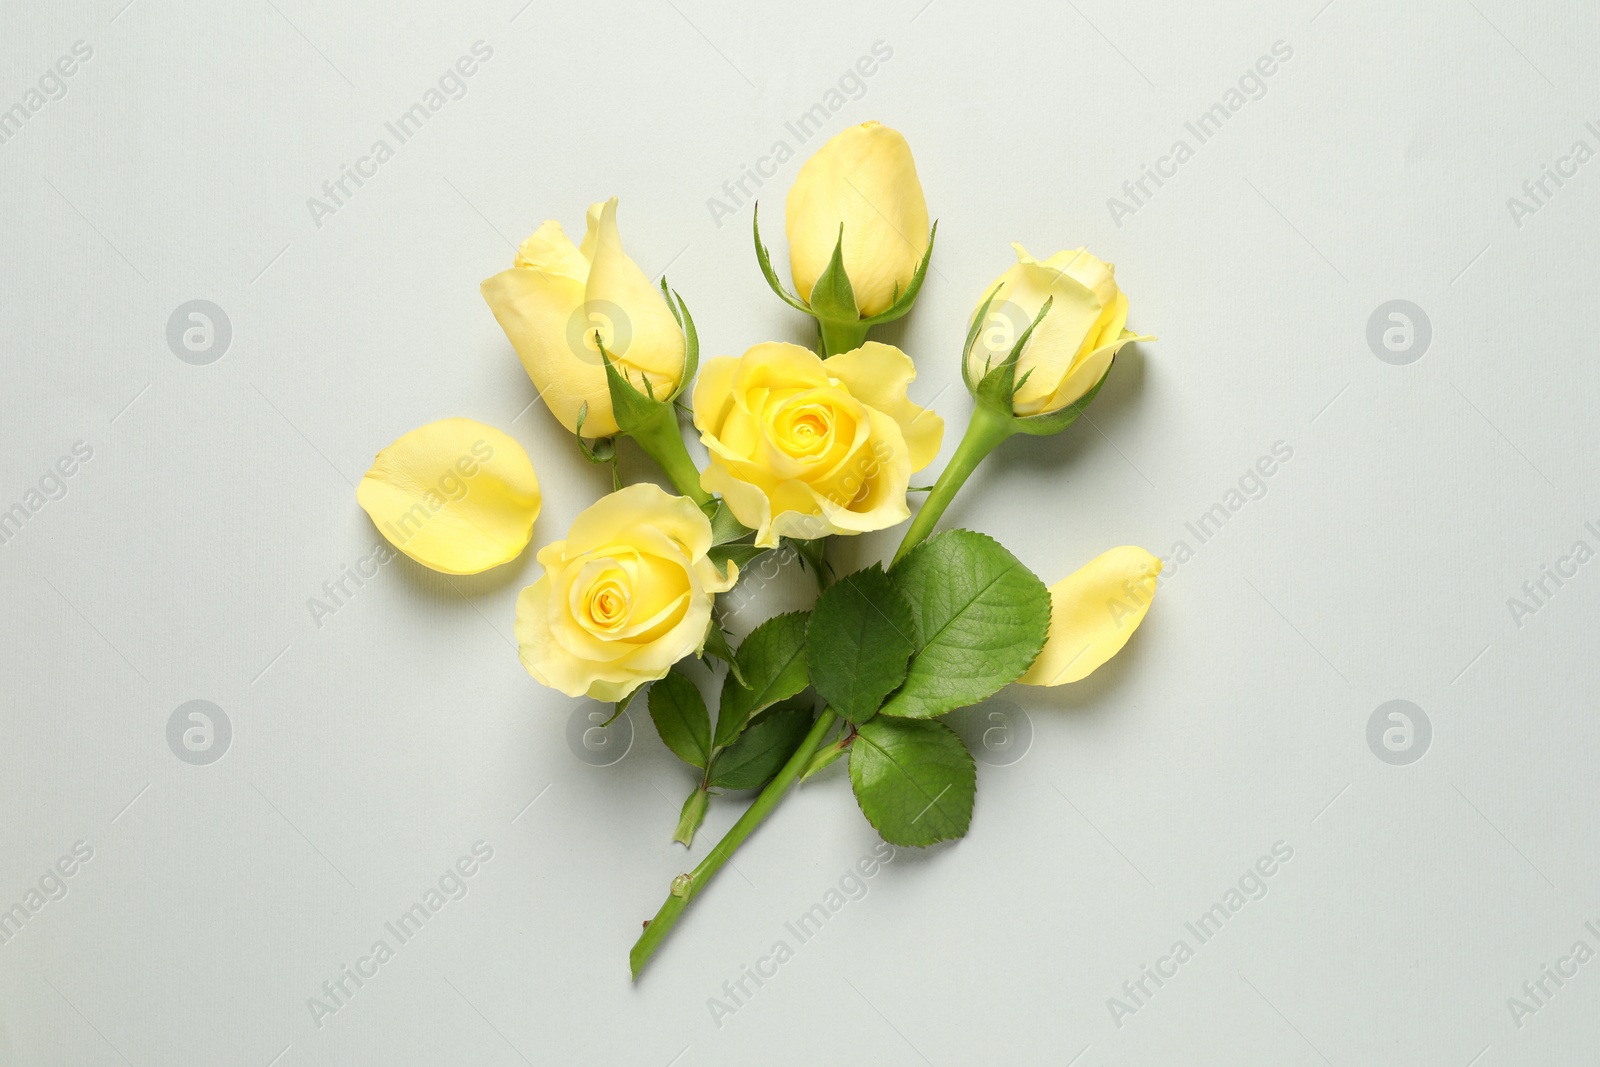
left=786, top=121, right=929, bottom=318
left=514, top=483, right=736, bottom=702
left=692, top=341, right=942, bottom=548
left=357, top=417, right=541, bottom=575
left=966, top=245, right=1153, bottom=416
left=1020, top=546, right=1162, bottom=686
left=481, top=197, right=686, bottom=438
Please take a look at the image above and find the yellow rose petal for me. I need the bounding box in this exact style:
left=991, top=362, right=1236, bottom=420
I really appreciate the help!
left=357, top=418, right=541, bottom=575
left=1020, top=546, right=1162, bottom=686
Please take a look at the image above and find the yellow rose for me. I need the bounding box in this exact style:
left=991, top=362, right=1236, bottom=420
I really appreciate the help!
left=481, top=197, right=686, bottom=438
left=1020, top=546, right=1162, bottom=686
left=514, top=483, right=736, bottom=702
left=357, top=417, right=541, bottom=575
left=966, top=245, right=1153, bottom=416
left=786, top=121, right=929, bottom=318
left=692, top=341, right=943, bottom=548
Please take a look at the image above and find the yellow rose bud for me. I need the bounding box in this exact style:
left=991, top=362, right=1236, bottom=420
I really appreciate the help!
left=786, top=121, right=929, bottom=318
left=692, top=340, right=943, bottom=548
left=1020, top=546, right=1162, bottom=686
left=514, top=483, right=736, bottom=702
left=967, top=245, right=1153, bottom=416
left=481, top=197, right=686, bottom=438
left=357, top=417, right=541, bottom=575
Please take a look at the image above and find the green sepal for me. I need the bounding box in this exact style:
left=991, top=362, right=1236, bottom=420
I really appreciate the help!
left=961, top=284, right=1005, bottom=393
left=858, top=220, right=937, bottom=327
left=973, top=295, right=1052, bottom=417
left=752, top=203, right=811, bottom=312
left=709, top=541, right=770, bottom=576
left=807, top=225, right=860, bottom=324
left=572, top=403, right=616, bottom=465
left=699, top=618, right=745, bottom=688
left=657, top=278, right=699, bottom=403
left=599, top=336, right=671, bottom=437
left=785, top=536, right=831, bottom=588
left=1011, top=362, right=1113, bottom=437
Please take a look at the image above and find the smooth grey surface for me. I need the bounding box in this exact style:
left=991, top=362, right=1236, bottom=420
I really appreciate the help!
left=2, top=0, right=1597, bottom=1064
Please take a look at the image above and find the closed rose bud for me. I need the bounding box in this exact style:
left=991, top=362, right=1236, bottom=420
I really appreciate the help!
left=966, top=245, right=1152, bottom=417
left=481, top=197, right=686, bottom=438
left=786, top=121, right=930, bottom=319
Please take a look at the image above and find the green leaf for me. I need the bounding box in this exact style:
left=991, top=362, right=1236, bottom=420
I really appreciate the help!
left=752, top=203, right=811, bottom=312
left=881, top=529, right=1050, bottom=719
left=716, top=611, right=810, bottom=746
left=648, top=671, right=712, bottom=769
left=708, top=501, right=751, bottom=545
left=849, top=716, right=975, bottom=846
left=784, top=535, right=831, bottom=588
left=806, top=565, right=915, bottom=724
left=807, top=224, right=859, bottom=322
left=709, top=706, right=814, bottom=790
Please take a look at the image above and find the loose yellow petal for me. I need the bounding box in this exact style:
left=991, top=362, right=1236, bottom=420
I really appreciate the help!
left=1020, top=546, right=1162, bottom=686
left=357, top=418, right=541, bottom=575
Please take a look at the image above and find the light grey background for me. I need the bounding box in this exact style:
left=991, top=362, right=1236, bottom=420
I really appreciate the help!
left=2, top=0, right=1596, bottom=1063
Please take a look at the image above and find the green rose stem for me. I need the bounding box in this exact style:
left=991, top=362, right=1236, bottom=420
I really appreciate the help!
left=891, top=399, right=1016, bottom=567
left=816, top=317, right=870, bottom=358
left=627, top=402, right=713, bottom=509
left=630, top=708, right=838, bottom=980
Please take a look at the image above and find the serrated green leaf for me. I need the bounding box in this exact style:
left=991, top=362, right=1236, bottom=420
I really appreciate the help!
left=648, top=671, right=712, bottom=769
left=880, top=529, right=1050, bottom=719
left=806, top=565, right=915, bottom=724
left=849, top=716, right=975, bottom=846
left=716, top=611, right=810, bottom=746
left=709, top=707, right=814, bottom=789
